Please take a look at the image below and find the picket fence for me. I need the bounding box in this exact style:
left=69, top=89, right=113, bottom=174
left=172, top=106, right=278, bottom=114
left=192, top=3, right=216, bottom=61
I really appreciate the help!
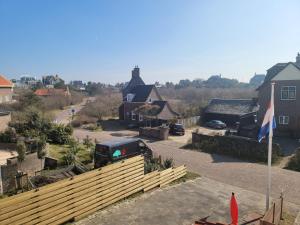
left=0, top=155, right=186, bottom=225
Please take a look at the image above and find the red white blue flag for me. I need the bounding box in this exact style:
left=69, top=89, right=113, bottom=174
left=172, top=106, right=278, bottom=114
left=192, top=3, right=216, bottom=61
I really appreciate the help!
left=258, top=102, right=276, bottom=142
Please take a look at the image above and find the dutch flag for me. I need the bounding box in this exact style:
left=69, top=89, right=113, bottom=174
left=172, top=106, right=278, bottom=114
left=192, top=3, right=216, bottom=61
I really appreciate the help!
left=258, top=102, right=276, bottom=142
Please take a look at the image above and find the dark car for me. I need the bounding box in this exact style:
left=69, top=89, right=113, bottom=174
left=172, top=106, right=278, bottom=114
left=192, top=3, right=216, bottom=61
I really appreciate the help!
left=205, top=120, right=227, bottom=129
left=94, top=138, right=153, bottom=168
left=169, top=123, right=185, bottom=135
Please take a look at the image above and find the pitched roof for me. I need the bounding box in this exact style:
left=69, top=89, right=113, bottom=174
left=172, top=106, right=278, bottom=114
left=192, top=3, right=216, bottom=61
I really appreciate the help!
left=35, top=88, right=69, bottom=96
left=205, top=99, right=259, bottom=116
left=152, top=100, right=179, bottom=117
left=257, top=62, right=300, bottom=90
left=130, top=85, right=155, bottom=102
left=122, top=74, right=145, bottom=97
left=0, top=75, right=13, bottom=87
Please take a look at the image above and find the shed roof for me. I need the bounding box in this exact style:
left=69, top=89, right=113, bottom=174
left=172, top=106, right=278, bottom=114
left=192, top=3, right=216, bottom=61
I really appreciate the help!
left=205, top=99, right=259, bottom=116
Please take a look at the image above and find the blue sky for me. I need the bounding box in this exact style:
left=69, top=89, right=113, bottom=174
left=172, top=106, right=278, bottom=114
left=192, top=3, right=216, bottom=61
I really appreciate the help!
left=0, top=0, right=300, bottom=84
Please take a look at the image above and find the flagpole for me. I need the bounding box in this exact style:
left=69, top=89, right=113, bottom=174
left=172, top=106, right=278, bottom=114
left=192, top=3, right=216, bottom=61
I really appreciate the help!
left=266, top=82, right=275, bottom=210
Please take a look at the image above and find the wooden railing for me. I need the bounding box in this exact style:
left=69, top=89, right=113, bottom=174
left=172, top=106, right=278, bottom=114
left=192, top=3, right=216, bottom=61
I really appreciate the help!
left=260, top=196, right=283, bottom=225
left=0, top=156, right=186, bottom=225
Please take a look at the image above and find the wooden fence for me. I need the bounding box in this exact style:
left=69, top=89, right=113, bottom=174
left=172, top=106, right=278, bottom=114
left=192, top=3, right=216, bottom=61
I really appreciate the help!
left=0, top=156, right=186, bottom=225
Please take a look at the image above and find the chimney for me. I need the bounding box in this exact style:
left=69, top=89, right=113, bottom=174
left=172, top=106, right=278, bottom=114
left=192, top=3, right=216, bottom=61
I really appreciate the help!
left=132, top=66, right=140, bottom=78
left=296, top=52, right=300, bottom=67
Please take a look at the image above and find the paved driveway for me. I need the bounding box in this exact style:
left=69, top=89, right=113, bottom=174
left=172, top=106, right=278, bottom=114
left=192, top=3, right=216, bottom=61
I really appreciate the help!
left=75, top=177, right=299, bottom=225
left=148, top=140, right=300, bottom=207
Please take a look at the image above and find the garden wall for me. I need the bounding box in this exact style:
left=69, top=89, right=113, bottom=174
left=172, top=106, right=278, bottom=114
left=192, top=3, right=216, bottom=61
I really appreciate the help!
left=192, top=132, right=282, bottom=162
left=139, top=127, right=169, bottom=140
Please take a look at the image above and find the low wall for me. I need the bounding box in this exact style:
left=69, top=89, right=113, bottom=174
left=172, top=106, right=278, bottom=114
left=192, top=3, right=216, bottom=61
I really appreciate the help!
left=192, top=132, right=282, bottom=162
left=139, top=127, right=169, bottom=140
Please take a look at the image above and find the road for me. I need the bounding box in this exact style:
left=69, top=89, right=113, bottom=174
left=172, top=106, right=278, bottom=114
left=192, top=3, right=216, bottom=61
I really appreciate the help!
left=54, top=97, right=94, bottom=124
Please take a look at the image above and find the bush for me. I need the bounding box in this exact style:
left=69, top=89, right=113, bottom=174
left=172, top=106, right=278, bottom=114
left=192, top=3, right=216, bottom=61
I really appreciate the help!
left=0, top=127, right=17, bottom=143
left=286, top=148, right=300, bottom=172
left=192, top=133, right=282, bottom=163
left=48, top=124, right=72, bottom=145
left=162, top=158, right=174, bottom=169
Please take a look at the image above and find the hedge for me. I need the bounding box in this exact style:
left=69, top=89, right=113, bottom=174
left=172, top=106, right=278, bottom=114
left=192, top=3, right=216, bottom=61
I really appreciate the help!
left=192, top=133, right=283, bottom=163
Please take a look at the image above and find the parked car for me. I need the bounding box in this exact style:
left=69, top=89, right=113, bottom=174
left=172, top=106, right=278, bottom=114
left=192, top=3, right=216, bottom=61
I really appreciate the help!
left=127, top=123, right=139, bottom=129
left=169, top=123, right=185, bottom=135
left=205, top=120, right=227, bottom=129
left=94, top=138, right=153, bottom=168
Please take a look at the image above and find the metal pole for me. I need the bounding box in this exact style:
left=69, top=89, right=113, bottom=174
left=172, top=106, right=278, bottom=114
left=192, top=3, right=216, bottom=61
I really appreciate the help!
left=266, top=82, right=275, bottom=210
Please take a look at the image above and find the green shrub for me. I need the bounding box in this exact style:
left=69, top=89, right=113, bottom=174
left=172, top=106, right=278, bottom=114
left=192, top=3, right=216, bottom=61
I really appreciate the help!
left=192, top=133, right=282, bottom=163
left=286, top=148, right=300, bottom=172
left=48, top=124, right=72, bottom=145
left=162, top=158, right=174, bottom=169
left=0, top=127, right=17, bottom=143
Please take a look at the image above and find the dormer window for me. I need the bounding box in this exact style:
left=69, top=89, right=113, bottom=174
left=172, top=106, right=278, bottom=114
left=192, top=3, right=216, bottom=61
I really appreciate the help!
left=127, top=93, right=135, bottom=102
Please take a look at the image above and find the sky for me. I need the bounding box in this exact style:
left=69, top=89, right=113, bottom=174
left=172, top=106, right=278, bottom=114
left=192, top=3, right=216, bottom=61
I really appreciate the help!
left=0, top=0, right=300, bottom=84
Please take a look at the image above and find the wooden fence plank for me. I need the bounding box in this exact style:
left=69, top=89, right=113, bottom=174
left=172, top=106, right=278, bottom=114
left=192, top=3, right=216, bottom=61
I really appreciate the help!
left=0, top=156, right=187, bottom=225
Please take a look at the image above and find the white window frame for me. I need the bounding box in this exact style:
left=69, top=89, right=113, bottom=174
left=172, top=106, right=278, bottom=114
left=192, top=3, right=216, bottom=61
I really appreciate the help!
left=131, top=112, right=136, bottom=120
left=139, top=114, right=143, bottom=121
left=148, top=98, right=152, bottom=103
left=281, top=86, right=296, bottom=100
left=279, top=116, right=289, bottom=125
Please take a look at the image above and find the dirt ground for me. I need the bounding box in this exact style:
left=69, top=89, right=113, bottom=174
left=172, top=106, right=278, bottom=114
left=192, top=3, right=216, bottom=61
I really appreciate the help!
left=0, top=143, right=17, bottom=165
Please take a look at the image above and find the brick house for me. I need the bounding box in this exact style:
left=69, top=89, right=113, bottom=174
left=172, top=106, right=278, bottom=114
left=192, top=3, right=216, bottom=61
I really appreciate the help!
left=257, top=53, right=300, bottom=137
left=0, top=75, right=14, bottom=103
left=119, top=67, right=179, bottom=126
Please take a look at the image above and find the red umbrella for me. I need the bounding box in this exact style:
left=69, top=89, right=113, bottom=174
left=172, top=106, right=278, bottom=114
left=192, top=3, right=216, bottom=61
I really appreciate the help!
left=230, top=193, right=238, bottom=225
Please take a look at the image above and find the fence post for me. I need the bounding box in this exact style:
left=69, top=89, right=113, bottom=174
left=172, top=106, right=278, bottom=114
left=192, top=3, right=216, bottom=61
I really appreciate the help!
left=280, top=193, right=283, bottom=220
left=272, top=202, right=275, bottom=223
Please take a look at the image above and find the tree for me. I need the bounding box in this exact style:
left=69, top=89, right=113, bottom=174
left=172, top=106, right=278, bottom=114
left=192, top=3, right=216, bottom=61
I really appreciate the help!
left=64, top=139, right=80, bottom=166
left=16, top=141, right=26, bottom=171
left=36, top=137, right=47, bottom=170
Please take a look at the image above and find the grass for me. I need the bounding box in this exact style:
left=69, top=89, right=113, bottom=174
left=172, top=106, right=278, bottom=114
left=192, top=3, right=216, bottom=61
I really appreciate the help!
left=279, top=212, right=296, bottom=225
left=48, top=144, right=92, bottom=166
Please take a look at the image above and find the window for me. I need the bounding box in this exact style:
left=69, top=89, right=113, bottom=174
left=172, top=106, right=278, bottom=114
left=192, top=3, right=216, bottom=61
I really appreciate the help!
left=126, top=93, right=135, bottom=102
left=148, top=98, right=152, bottom=103
left=139, top=114, right=143, bottom=121
left=279, top=116, right=289, bottom=125
left=281, top=86, right=296, bottom=100
left=131, top=112, right=136, bottom=120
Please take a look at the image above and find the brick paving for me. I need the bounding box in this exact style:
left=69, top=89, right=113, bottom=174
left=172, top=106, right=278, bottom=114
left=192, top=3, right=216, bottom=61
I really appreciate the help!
left=147, top=140, right=300, bottom=207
